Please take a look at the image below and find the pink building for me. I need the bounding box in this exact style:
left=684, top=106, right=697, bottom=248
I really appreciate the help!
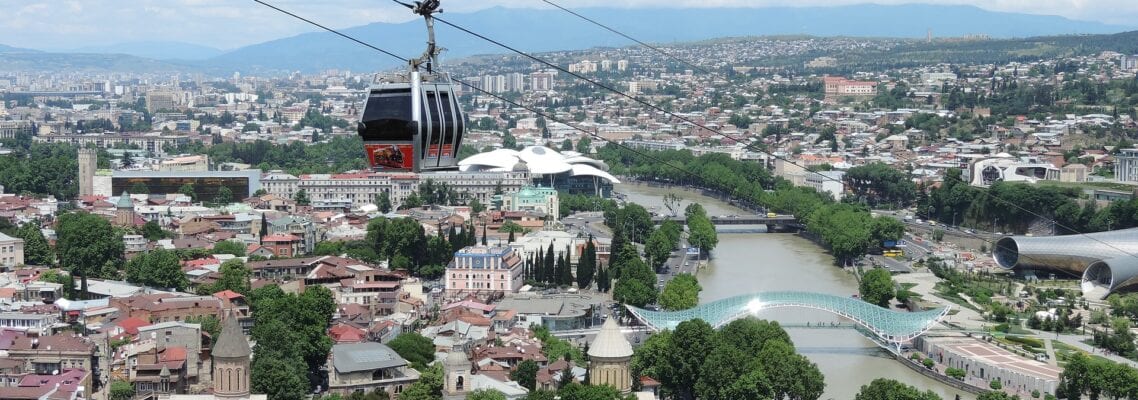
left=445, top=246, right=524, bottom=293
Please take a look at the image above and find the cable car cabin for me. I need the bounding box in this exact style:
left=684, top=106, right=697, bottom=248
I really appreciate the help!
left=358, top=80, right=466, bottom=172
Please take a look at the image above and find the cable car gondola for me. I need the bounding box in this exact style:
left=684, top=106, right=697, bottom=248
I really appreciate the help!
left=358, top=0, right=466, bottom=172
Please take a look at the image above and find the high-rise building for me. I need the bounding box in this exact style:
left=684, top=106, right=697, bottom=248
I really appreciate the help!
left=506, top=72, right=525, bottom=92
left=78, top=148, right=97, bottom=197
left=616, top=60, right=629, bottom=71
left=145, top=90, right=178, bottom=113
left=1116, top=149, right=1138, bottom=182
left=600, top=59, right=613, bottom=71
left=529, top=71, right=553, bottom=92
left=1122, top=55, right=1138, bottom=71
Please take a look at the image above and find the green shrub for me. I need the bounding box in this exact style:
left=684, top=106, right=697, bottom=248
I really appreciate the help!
left=1005, top=335, right=1043, bottom=348
left=990, top=379, right=1003, bottom=390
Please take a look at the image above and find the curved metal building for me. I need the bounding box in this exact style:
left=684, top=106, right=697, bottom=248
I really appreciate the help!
left=992, top=228, right=1138, bottom=299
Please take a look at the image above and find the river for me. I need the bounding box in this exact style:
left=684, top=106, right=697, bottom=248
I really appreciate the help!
left=616, top=183, right=972, bottom=400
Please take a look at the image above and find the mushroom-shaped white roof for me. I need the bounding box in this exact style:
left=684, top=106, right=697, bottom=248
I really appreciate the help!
left=570, top=164, right=620, bottom=184
left=588, top=317, right=633, bottom=359
left=562, top=155, right=609, bottom=171
left=458, top=148, right=522, bottom=169
left=460, top=145, right=612, bottom=176
left=516, top=146, right=572, bottom=174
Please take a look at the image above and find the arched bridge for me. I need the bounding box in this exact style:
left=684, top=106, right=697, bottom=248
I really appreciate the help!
left=625, top=291, right=950, bottom=353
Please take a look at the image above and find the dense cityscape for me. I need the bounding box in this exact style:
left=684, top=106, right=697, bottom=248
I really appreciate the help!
left=3, top=2, right=1138, bottom=400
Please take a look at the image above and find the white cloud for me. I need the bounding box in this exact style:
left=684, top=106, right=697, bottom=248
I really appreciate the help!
left=0, top=0, right=1134, bottom=50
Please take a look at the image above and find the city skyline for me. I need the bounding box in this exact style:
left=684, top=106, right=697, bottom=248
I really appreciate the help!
left=3, top=0, right=1137, bottom=52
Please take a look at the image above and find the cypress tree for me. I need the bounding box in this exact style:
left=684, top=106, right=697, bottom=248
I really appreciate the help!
left=508, top=229, right=515, bottom=243
left=544, top=242, right=555, bottom=285
left=481, top=224, right=488, bottom=246
left=576, top=237, right=596, bottom=289
left=535, top=248, right=545, bottom=283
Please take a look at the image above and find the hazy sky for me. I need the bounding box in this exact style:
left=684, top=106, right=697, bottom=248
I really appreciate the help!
left=3, top=0, right=1137, bottom=50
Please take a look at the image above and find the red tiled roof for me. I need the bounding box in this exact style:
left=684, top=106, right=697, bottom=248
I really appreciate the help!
left=261, top=233, right=301, bottom=242
left=212, top=290, right=244, bottom=301
left=116, top=317, right=150, bottom=335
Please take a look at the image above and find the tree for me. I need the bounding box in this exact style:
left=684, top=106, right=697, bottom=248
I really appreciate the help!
left=511, top=359, right=539, bottom=391
left=16, top=222, right=52, bottom=265
left=757, top=340, right=825, bottom=400
left=575, top=136, right=592, bottom=154
left=212, top=240, right=247, bottom=256
left=215, top=186, right=234, bottom=204
left=859, top=268, right=895, bottom=308
left=251, top=351, right=309, bottom=400
left=400, top=364, right=443, bottom=400
left=467, top=389, right=507, bottom=400
left=377, top=192, right=392, bottom=213
left=140, top=220, right=170, bottom=241
left=855, top=379, right=942, bottom=400
left=946, top=367, right=966, bottom=380
left=989, top=380, right=1002, bottom=390
left=659, top=273, right=701, bottom=311
left=125, top=248, right=188, bottom=291
left=121, top=151, right=135, bottom=168
left=470, top=198, right=485, bottom=214
left=200, top=259, right=252, bottom=295
left=502, top=133, right=517, bottom=149
left=576, top=237, right=597, bottom=289
left=387, top=333, right=436, bottom=370
left=179, top=183, right=195, bottom=200
left=560, top=139, right=574, bottom=151
left=57, top=212, right=124, bottom=296
left=293, top=188, right=310, bottom=206
left=644, top=227, right=673, bottom=270
left=129, top=181, right=149, bottom=195
left=109, top=380, right=135, bottom=400
left=978, top=392, right=1016, bottom=400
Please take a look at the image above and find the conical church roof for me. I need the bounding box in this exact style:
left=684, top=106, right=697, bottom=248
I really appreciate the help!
left=212, top=311, right=251, bottom=359
left=587, top=317, right=633, bottom=359
left=116, top=191, right=133, bottom=209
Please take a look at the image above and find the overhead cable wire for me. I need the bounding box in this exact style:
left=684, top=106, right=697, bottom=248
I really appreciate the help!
left=426, top=4, right=1138, bottom=262
left=539, top=0, right=714, bottom=76
left=252, top=0, right=1117, bottom=269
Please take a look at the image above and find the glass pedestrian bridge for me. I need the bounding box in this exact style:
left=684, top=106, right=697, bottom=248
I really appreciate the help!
left=625, top=291, right=951, bottom=352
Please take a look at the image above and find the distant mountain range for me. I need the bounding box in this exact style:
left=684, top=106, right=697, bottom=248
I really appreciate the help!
left=205, top=4, right=1136, bottom=73
left=68, top=41, right=224, bottom=61
left=0, top=44, right=39, bottom=54
left=1, top=4, right=1136, bottom=74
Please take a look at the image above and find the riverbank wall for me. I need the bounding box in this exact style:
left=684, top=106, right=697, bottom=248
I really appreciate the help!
left=895, top=353, right=987, bottom=395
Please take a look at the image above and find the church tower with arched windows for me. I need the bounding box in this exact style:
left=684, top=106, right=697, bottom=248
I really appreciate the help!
left=442, top=347, right=471, bottom=400
left=211, top=311, right=251, bottom=398
left=587, top=317, right=633, bottom=393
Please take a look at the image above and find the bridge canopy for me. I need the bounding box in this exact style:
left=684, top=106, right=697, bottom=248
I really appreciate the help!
left=625, top=291, right=949, bottom=347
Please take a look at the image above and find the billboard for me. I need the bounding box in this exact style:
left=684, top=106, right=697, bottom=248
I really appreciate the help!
left=365, top=143, right=414, bottom=170
left=427, top=144, right=455, bottom=158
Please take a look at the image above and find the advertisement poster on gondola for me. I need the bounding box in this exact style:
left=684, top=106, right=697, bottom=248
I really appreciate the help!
left=427, top=144, right=454, bottom=158
left=365, top=143, right=413, bottom=170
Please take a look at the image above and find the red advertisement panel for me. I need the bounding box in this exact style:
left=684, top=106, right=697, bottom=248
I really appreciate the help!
left=427, top=144, right=454, bottom=157
left=365, top=143, right=414, bottom=170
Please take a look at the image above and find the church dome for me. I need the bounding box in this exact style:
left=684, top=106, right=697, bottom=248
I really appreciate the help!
left=588, top=317, right=633, bottom=359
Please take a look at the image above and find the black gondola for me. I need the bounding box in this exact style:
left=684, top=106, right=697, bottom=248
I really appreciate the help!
left=357, top=0, right=466, bottom=172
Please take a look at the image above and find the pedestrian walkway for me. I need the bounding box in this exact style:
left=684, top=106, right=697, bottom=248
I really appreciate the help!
left=1043, top=338, right=1058, bottom=367
left=895, top=272, right=986, bottom=330
left=1026, top=328, right=1138, bottom=368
